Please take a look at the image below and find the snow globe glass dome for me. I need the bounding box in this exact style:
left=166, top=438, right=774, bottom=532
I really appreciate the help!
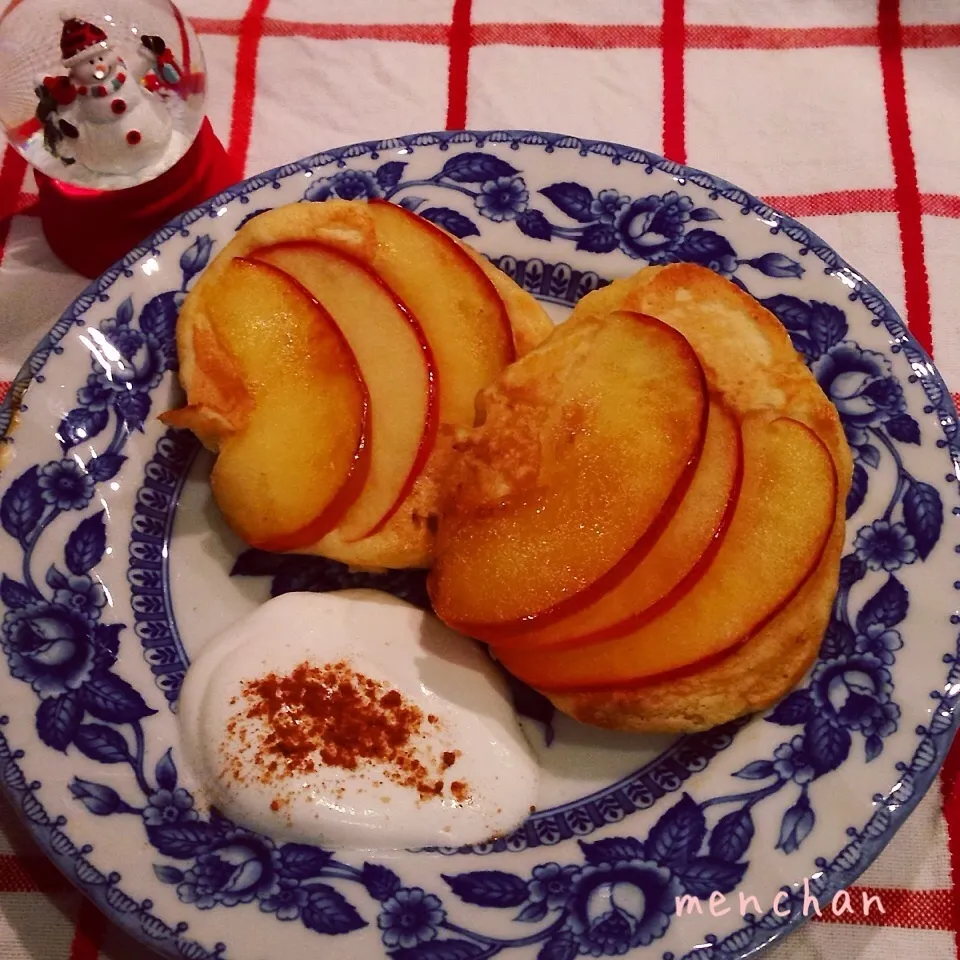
left=0, top=0, right=207, bottom=190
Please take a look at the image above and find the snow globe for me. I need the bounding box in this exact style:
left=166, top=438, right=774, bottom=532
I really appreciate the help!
left=0, top=0, right=239, bottom=275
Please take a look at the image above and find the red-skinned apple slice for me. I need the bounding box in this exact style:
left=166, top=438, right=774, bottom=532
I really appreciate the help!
left=249, top=240, right=437, bottom=541
left=491, top=417, right=837, bottom=689
left=428, top=311, right=708, bottom=626
left=486, top=400, right=742, bottom=648
left=185, top=257, right=369, bottom=552
left=366, top=198, right=513, bottom=425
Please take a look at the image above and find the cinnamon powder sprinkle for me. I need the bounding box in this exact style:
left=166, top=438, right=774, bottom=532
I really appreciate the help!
left=227, top=660, right=471, bottom=802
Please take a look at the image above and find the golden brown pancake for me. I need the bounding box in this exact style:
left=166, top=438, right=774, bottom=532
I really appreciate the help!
left=165, top=200, right=553, bottom=569
left=438, top=262, right=852, bottom=732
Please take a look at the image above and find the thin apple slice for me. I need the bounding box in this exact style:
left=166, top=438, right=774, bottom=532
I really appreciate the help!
left=492, top=417, right=837, bottom=689
left=488, top=400, right=742, bottom=648
left=429, top=311, right=707, bottom=626
left=194, top=257, right=369, bottom=552
left=249, top=240, right=437, bottom=541
left=366, top=198, right=513, bottom=425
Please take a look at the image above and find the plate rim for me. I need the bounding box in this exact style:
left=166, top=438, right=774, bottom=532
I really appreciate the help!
left=0, top=127, right=958, bottom=960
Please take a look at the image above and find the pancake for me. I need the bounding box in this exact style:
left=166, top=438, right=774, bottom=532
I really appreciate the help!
left=435, top=262, right=852, bottom=732
left=164, top=199, right=553, bottom=569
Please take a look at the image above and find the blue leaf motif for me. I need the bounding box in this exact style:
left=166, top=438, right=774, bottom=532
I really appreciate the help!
left=277, top=842, right=333, bottom=879
left=361, top=862, right=401, bottom=901
left=1, top=466, right=44, bottom=542
left=155, top=748, right=177, bottom=791
left=375, top=161, right=407, bottom=190
left=578, top=837, right=645, bottom=864
left=36, top=692, right=81, bottom=751
left=114, top=295, right=134, bottom=326
left=440, top=152, right=519, bottom=183
left=300, top=882, right=366, bottom=934
left=0, top=575, right=36, bottom=609
left=517, top=209, right=553, bottom=240
left=235, top=550, right=431, bottom=607
left=391, top=942, right=487, bottom=960
left=82, top=673, right=155, bottom=723
left=442, top=870, right=528, bottom=907
left=865, top=733, right=884, bottom=761
left=709, top=808, right=755, bottom=862
left=676, top=229, right=736, bottom=268
left=646, top=793, right=706, bottom=868
left=516, top=900, right=549, bottom=922
left=839, top=554, right=867, bottom=588
left=69, top=777, right=122, bottom=816
left=856, top=575, right=909, bottom=632
left=46, top=565, right=68, bottom=589
left=65, top=510, right=106, bottom=575
left=806, top=715, right=851, bottom=775
left=858, top=443, right=881, bottom=469
left=776, top=791, right=815, bottom=853
left=139, top=291, right=179, bottom=348
left=147, top=821, right=222, bottom=858
left=116, top=392, right=151, bottom=432
left=846, top=463, right=868, bottom=518
left=153, top=864, right=185, bottom=884
left=87, top=453, right=126, bottom=482
left=767, top=689, right=816, bottom=726
left=94, top=623, right=122, bottom=661
left=903, top=480, right=942, bottom=560
left=758, top=294, right=811, bottom=332
left=675, top=857, right=747, bottom=897
left=807, top=301, right=848, bottom=353
left=230, top=549, right=294, bottom=577
left=179, top=235, right=214, bottom=284
left=820, top=620, right=856, bottom=660
left=733, top=760, right=776, bottom=780
left=57, top=407, right=109, bottom=452
left=690, top=207, right=721, bottom=222
left=746, top=253, right=804, bottom=279
left=74, top=723, right=130, bottom=764
left=537, top=936, right=578, bottom=960
left=399, top=196, right=426, bottom=212
left=418, top=207, right=481, bottom=239
left=886, top=413, right=921, bottom=444
left=539, top=182, right=595, bottom=223
left=576, top=223, right=619, bottom=254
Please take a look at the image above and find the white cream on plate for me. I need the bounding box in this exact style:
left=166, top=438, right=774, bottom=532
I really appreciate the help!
left=177, top=590, right=539, bottom=849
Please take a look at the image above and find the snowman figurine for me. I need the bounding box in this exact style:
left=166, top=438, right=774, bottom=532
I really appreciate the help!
left=41, top=14, right=173, bottom=177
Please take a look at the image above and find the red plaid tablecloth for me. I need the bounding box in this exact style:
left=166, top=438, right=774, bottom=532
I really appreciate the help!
left=1, top=1, right=960, bottom=957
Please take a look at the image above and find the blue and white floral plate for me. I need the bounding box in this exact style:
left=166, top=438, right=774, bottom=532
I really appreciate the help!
left=1, top=130, right=958, bottom=960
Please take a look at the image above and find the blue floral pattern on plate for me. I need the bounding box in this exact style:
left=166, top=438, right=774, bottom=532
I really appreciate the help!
left=0, top=130, right=957, bottom=960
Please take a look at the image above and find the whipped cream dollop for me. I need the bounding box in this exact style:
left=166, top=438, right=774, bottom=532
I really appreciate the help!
left=177, top=590, right=539, bottom=849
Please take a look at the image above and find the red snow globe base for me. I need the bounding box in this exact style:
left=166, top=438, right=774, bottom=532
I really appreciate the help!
left=36, top=117, right=240, bottom=277
left=0, top=0, right=236, bottom=276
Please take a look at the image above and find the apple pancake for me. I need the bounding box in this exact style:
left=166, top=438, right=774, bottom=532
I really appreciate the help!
left=430, top=262, right=852, bottom=732
left=164, top=200, right=554, bottom=569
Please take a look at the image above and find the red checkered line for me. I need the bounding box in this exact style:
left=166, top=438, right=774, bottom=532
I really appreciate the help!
left=186, top=18, right=960, bottom=50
